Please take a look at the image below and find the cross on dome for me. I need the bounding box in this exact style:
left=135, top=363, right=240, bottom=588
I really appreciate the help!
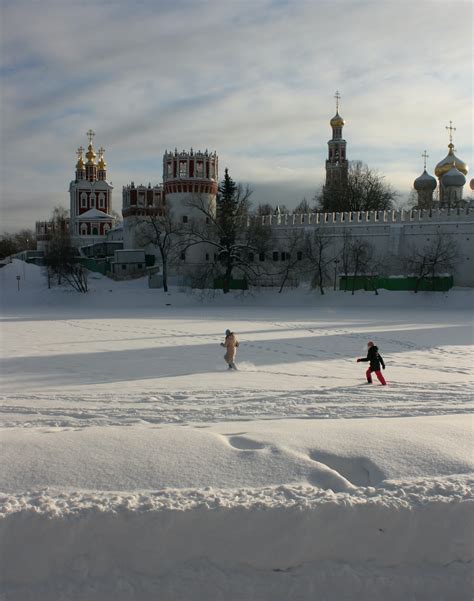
left=87, top=129, right=95, bottom=144
left=445, top=121, right=456, bottom=145
left=422, top=150, right=429, bottom=169
left=334, top=90, right=341, bottom=112
left=76, top=146, right=84, bottom=158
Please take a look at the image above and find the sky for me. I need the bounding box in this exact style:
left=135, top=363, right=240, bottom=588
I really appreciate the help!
left=0, top=0, right=472, bottom=232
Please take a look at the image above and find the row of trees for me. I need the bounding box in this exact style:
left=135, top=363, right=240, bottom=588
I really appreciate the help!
left=0, top=229, right=36, bottom=259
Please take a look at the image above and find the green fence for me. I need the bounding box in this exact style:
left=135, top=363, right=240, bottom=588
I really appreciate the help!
left=339, top=275, right=454, bottom=292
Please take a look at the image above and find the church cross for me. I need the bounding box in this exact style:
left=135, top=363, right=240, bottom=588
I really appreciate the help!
left=445, top=121, right=456, bottom=144
left=98, top=146, right=105, bottom=156
left=334, top=90, right=341, bottom=112
left=86, top=129, right=95, bottom=144
left=422, top=150, right=429, bottom=169
left=77, top=146, right=84, bottom=158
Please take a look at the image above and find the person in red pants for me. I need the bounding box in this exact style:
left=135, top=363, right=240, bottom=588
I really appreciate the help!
left=357, top=341, right=386, bottom=385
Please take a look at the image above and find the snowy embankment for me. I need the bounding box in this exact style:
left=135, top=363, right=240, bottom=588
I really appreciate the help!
left=0, top=261, right=473, bottom=599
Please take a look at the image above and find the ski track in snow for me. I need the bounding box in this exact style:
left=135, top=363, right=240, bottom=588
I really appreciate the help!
left=1, top=381, right=472, bottom=428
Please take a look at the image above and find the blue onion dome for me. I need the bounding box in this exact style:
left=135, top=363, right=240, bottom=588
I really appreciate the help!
left=414, top=169, right=437, bottom=191
left=435, top=143, right=468, bottom=177
left=442, top=163, right=466, bottom=187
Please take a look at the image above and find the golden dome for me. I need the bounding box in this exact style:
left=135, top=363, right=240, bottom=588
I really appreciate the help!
left=76, top=157, right=85, bottom=170
left=85, top=143, right=96, bottom=165
left=434, top=143, right=468, bottom=177
left=97, top=154, right=107, bottom=169
left=330, top=112, right=345, bottom=128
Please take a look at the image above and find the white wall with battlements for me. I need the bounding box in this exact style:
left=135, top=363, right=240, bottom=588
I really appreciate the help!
left=254, top=209, right=474, bottom=287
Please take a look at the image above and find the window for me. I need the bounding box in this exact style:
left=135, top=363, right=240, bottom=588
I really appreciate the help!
left=281, top=252, right=287, bottom=261
left=90, top=193, right=96, bottom=208
left=206, top=217, right=210, bottom=224
left=259, top=252, right=265, bottom=262
left=167, top=162, right=173, bottom=176
left=80, top=193, right=87, bottom=208
left=180, top=252, right=186, bottom=261
left=122, top=264, right=127, bottom=270
left=272, top=252, right=279, bottom=261
left=179, top=161, right=187, bottom=178
left=92, top=227, right=98, bottom=235
left=196, top=161, right=203, bottom=177
left=248, top=252, right=254, bottom=263
left=80, top=224, right=87, bottom=235
left=205, top=253, right=209, bottom=262
left=297, top=251, right=303, bottom=261
left=137, top=264, right=142, bottom=269
left=182, top=215, right=188, bottom=223
left=98, top=193, right=105, bottom=209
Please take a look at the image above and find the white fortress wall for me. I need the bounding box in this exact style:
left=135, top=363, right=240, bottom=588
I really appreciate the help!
left=261, top=209, right=473, bottom=286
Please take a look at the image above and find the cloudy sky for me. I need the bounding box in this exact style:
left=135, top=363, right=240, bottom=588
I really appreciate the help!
left=0, top=0, right=472, bottom=231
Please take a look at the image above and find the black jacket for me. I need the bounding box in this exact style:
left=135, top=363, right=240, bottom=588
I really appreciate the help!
left=360, top=345, right=385, bottom=371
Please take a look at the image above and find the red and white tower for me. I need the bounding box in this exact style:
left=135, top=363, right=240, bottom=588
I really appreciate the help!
left=69, top=130, right=114, bottom=245
left=325, top=91, right=348, bottom=190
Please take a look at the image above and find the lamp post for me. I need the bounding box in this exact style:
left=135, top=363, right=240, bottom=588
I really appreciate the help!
left=333, top=259, right=340, bottom=291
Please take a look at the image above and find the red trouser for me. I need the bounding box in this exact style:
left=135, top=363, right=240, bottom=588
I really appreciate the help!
left=366, top=367, right=386, bottom=385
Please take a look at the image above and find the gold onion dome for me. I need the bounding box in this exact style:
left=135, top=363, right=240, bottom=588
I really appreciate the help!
left=435, top=144, right=468, bottom=177
left=98, top=155, right=107, bottom=169
left=330, top=112, right=345, bottom=127
left=470, top=178, right=474, bottom=191
left=85, top=143, right=97, bottom=165
left=76, top=156, right=85, bottom=170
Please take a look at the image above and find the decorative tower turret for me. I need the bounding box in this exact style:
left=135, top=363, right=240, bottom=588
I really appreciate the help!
left=413, top=151, right=437, bottom=209
left=163, top=148, right=218, bottom=220
left=325, top=91, right=348, bottom=190
left=435, top=121, right=468, bottom=205
left=69, top=130, right=114, bottom=245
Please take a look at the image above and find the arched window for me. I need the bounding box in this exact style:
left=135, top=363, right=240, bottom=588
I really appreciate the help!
left=90, top=193, right=96, bottom=208
left=92, top=226, right=98, bottom=236
left=98, top=193, right=105, bottom=209
left=80, top=224, right=88, bottom=236
left=80, top=193, right=87, bottom=208
left=103, top=224, right=110, bottom=234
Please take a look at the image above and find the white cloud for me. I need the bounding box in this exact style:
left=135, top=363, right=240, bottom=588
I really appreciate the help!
left=1, top=0, right=472, bottom=229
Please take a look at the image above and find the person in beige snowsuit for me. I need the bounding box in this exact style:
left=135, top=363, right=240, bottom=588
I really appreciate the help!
left=221, top=329, right=239, bottom=370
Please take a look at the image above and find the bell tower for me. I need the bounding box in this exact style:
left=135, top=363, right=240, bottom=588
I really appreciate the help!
left=325, top=91, right=348, bottom=190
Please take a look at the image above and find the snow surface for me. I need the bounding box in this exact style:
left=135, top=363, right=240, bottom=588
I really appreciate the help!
left=0, top=260, right=473, bottom=600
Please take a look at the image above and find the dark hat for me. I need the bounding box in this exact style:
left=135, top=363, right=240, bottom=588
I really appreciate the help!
left=225, top=329, right=231, bottom=335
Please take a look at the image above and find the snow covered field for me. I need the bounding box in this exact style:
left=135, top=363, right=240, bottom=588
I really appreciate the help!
left=0, top=261, right=473, bottom=600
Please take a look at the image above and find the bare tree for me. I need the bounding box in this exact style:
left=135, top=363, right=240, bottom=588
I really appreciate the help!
left=277, top=230, right=304, bottom=293
left=318, top=161, right=398, bottom=212
left=304, top=229, right=335, bottom=294
left=293, top=198, right=315, bottom=214
left=404, top=233, right=458, bottom=293
left=347, top=238, right=374, bottom=295
left=134, top=209, right=183, bottom=293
